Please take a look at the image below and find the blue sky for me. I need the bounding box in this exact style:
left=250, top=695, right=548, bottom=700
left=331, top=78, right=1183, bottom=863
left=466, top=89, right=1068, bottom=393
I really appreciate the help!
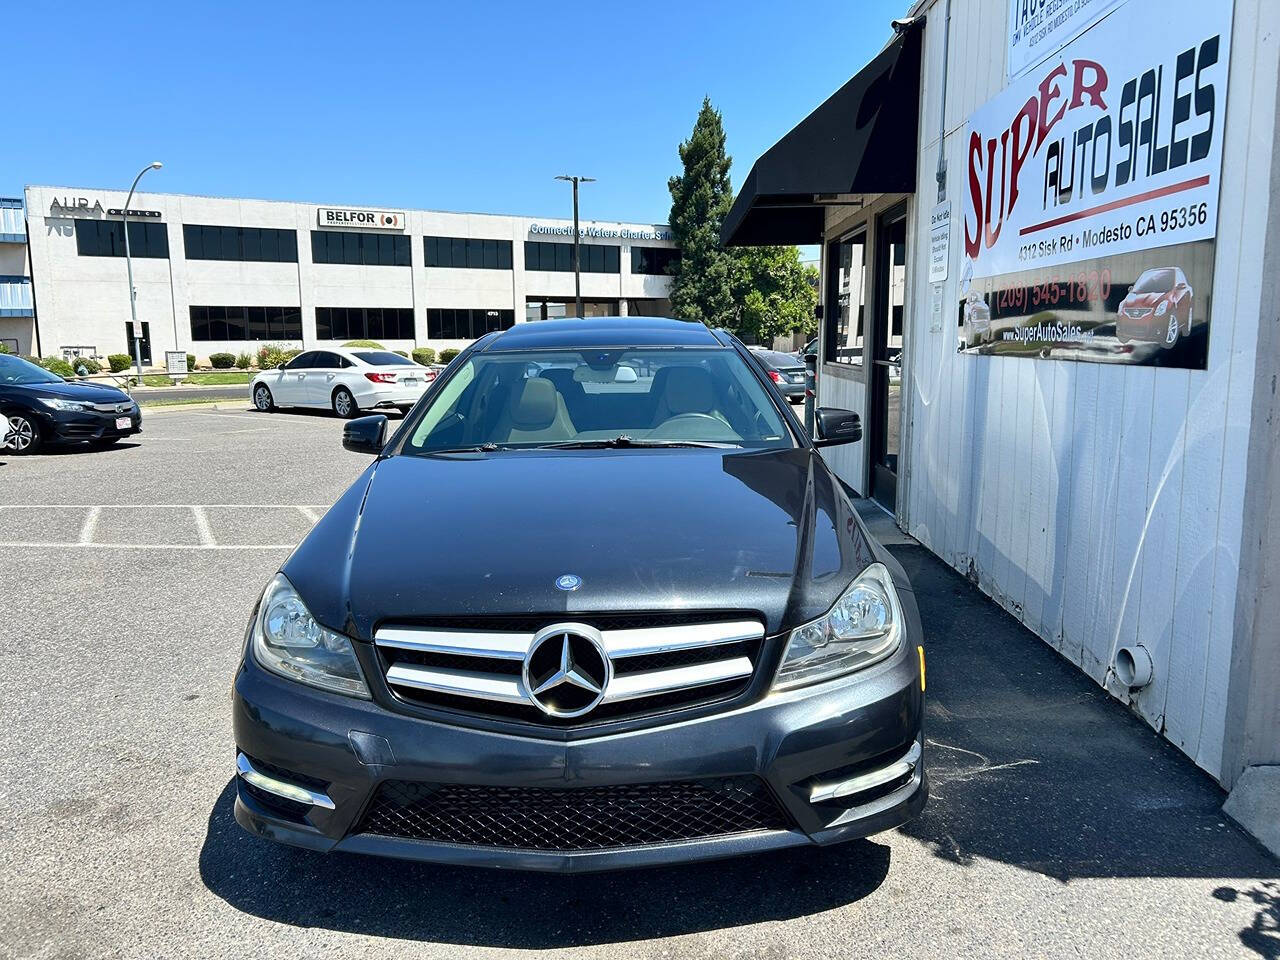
left=7, top=0, right=905, bottom=224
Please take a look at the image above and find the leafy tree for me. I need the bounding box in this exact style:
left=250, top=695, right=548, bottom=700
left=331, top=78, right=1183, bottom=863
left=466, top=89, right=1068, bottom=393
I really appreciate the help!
left=668, top=98, right=736, bottom=328
left=729, top=246, right=819, bottom=344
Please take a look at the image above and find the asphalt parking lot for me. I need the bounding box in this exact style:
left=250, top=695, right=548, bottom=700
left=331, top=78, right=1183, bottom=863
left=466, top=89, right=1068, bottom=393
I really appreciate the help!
left=1, top=406, right=1276, bottom=960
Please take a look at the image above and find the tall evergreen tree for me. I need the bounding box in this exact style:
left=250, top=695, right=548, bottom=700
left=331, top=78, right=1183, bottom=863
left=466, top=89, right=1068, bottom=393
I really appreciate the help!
left=667, top=98, right=737, bottom=327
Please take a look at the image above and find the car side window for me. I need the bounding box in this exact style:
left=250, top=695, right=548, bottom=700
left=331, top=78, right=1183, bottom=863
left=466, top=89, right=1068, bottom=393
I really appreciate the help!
left=287, top=352, right=316, bottom=370
left=314, top=352, right=342, bottom=369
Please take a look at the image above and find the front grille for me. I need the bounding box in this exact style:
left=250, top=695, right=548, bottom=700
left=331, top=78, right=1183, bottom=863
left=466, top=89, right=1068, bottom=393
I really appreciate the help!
left=355, top=777, right=789, bottom=850
left=374, top=614, right=766, bottom=728
left=1123, top=306, right=1153, bottom=318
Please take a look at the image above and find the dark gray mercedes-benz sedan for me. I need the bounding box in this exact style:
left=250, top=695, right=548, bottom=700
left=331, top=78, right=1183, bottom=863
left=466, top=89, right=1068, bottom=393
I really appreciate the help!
left=232, top=316, right=926, bottom=872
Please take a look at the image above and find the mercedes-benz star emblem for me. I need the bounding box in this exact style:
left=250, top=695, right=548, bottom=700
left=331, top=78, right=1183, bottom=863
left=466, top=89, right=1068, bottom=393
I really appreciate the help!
left=522, top=623, right=611, bottom=718
left=555, top=573, right=582, bottom=591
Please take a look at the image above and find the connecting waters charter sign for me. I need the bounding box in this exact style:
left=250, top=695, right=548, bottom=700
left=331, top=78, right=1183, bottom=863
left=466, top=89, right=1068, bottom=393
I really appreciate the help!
left=959, top=0, right=1231, bottom=368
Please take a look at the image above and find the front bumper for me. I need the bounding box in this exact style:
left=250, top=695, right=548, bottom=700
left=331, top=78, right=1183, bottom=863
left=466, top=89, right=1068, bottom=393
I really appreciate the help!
left=232, top=635, right=925, bottom=872
left=39, top=406, right=142, bottom=443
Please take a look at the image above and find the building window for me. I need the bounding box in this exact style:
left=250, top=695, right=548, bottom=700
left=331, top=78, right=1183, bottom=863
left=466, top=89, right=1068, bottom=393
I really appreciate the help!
left=189, top=306, right=303, bottom=341
left=524, top=241, right=620, bottom=273
left=631, top=246, right=679, bottom=275
left=424, top=236, right=513, bottom=269
left=825, top=230, right=868, bottom=365
left=74, top=219, right=169, bottom=258
left=525, top=298, right=619, bottom=322
left=183, top=224, right=298, bottom=262
left=310, top=230, right=411, bottom=266
left=426, top=308, right=515, bottom=340
left=315, top=306, right=416, bottom=341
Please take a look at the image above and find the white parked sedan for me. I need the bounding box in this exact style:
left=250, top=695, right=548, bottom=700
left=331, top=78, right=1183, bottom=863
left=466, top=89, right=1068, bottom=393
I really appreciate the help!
left=250, top=349, right=436, bottom=418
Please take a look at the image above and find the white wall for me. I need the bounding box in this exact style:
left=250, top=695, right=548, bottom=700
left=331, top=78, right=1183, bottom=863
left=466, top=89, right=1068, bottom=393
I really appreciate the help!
left=893, top=0, right=1278, bottom=783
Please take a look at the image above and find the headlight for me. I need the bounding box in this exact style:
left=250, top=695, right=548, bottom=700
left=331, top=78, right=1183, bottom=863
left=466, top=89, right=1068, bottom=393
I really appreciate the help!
left=251, top=573, right=370, bottom=698
left=1155, top=301, right=1169, bottom=315
left=37, top=397, right=88, bottom=412
left=773, top=563, right=904, bottom=691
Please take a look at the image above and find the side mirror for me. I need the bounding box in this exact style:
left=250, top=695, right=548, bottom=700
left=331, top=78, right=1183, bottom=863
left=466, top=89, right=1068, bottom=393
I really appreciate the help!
left=814, top=407, right=861, bottom=447
left=343, top=414, right=388, bottom=455
left=277, top=361, right=288, bottom=370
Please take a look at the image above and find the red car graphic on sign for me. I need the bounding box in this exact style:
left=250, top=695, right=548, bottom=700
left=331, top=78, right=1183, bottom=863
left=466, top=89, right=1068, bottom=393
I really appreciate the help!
left=1116, top=267, right=1194, bottom=348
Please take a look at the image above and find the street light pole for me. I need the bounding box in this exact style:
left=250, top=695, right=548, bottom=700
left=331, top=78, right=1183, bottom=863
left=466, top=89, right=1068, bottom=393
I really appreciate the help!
left=122, top=161, right=163, bottom=383
left=555, top=174, right=595, bottom=318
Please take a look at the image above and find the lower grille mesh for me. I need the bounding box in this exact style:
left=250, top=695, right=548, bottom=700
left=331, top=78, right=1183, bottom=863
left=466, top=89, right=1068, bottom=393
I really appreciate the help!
left=356, top=777, right=789, bottom=850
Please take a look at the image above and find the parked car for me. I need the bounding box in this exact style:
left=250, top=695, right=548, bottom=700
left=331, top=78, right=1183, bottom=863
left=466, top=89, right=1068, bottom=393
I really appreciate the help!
left=1116, top=267, right=1194, bottom=347
left=232, top=316, right=926, bottom=872
left=962, top=291, right=992, bottom=347
left=0, top=353, right=141, bottom=454
left=250, top=348, right=435, bottom=418
left=750, top=348, right=808, bottom=403
left=796, top=336, right=818, bottom=361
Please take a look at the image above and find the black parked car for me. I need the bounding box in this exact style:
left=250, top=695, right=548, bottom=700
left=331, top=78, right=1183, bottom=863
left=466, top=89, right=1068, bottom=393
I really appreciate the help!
left=232, top=317, right=925, bottom=872
left=0, top=354, right=141, bottom=454
left=750, top=348, right=808, bottom=403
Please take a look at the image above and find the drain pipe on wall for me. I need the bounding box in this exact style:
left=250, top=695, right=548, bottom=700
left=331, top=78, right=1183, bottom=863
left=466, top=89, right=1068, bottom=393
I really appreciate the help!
left=935, top=0, right=953, bottom=204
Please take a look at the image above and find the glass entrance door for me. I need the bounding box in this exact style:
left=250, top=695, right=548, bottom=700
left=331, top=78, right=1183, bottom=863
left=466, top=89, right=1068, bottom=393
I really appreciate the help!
left=869, top=207, right=907, bottom=511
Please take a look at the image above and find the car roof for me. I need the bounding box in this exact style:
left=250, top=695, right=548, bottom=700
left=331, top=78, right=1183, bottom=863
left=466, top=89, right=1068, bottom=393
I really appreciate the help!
left=479, top=316, right=724, bottom=351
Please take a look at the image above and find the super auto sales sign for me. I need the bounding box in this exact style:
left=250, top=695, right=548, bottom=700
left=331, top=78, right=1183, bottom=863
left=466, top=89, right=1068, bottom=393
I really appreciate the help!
left=958, top=0, right=1232, bottom=368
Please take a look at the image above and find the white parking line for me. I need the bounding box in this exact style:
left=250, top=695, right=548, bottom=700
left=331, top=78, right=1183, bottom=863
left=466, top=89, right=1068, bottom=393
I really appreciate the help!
left=0, top=542, right=295, bottom=550
left=191, top=506, right=216, bottom=546
left=0, top=504, right=331, bottom=510
left=79, top=506, right=101, bottom=545
left=297, top=505, right=320, bottom=523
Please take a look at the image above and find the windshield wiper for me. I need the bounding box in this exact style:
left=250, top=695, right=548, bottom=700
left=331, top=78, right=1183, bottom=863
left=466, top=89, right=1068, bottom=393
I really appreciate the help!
left=535, top=435, right=738, bottom=450
left=423, top=442, right=504, bottom=454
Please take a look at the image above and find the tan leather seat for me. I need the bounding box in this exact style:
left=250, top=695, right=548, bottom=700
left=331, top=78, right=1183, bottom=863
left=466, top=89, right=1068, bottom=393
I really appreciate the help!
left=493, top=377, right=576, bottom=444
left=650, top=366, right=727, bottom=426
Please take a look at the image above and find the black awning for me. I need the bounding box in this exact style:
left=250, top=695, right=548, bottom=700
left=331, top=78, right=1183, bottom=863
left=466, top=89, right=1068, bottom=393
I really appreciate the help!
left=722, top=21, right=924, bottom=247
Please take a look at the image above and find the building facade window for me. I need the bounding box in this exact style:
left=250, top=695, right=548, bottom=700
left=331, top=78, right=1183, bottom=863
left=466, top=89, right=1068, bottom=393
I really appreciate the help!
left=631, top=246, right=679, bottom=275
left=183, top=224, right=299, bottom=262
left=315, top=306, right=416, bottom=341
left=525, top=298, right=619, bottom=322
left=424, top=236, right=513, bottom=269
left=426, top=308, right=515, bottom=340
left=524, top=241, right=620, bottom=273
left=824, top=229, right=868, bottom=365
left=310, top=230, right=411, bottom=266
left=189, top=305, right=303, bottom=341
left=74, top=219, right=169, bottom=258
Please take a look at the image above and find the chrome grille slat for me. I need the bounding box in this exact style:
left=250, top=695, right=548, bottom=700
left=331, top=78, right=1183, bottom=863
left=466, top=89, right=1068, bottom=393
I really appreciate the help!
left=374, top=617, right=765, bottom=724
left=384, top=663, right=526, bottom=704
left=600, top=657, right=754, bottom=704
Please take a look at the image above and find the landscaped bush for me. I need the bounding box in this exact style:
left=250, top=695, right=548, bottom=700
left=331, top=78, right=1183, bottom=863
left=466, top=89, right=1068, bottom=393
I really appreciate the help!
left=40, top=357, right=76, bottom=378
left=412, top=347, right=436, bottom=365
left=343, top=339, right=385, bottom=349
left=256, top=344, right=302, bottom=370
left=107, top=353, right=133, bottom=373
left=0, top=343, right=8, bottom=354
left=70, top=356, right=102, bottom=374
left=209, top=352, right=237, bottom=369
left=438, top=348, right=461, bottom=364
left=234, top=351, right=252, bottom=369
left=393, top=350, right=408, bottom=358
left=186, top=354, right=196, bottom=372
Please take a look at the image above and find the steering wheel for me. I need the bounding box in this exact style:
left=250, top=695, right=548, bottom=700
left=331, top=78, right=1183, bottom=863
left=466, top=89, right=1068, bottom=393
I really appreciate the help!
left=654, top=412, right=736, bottom=440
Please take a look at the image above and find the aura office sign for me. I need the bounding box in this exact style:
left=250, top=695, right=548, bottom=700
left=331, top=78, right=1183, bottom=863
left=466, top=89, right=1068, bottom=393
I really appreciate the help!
left=959, top=0, right=1231, bottom=368
left=317, top=208, right=405, bottom=230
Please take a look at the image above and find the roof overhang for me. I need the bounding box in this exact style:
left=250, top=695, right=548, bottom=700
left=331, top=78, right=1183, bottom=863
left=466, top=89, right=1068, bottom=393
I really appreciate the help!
left=722, top=20, right=924, bottom=247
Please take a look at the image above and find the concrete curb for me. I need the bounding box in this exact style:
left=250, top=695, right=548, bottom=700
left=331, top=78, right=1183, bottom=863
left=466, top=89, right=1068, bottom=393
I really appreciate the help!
left=139, top=401, right=253, bottom=414
left=1223, top=765, right=1280, bottom=858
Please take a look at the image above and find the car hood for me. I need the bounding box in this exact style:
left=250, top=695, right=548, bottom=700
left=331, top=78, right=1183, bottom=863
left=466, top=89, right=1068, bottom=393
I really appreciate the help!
left=11, top=379, right=133, bottom=403
left=284, top=447, right=880, bottom=640
left=1121, top=292, right=1168, bottom=309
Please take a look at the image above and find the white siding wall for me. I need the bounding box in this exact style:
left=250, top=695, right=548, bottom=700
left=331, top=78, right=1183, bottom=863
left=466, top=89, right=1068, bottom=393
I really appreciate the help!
left=896, top=0, right=1278, bottom=782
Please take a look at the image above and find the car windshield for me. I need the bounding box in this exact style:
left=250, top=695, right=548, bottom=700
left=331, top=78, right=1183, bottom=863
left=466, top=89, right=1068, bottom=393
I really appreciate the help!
left=1132, top=269, right=1175, bottom=293
left=0, top=354, right=62, bottom=385
left=354, top=351, right=412, bottom=366
left=402, top=347, right=793, bottom=453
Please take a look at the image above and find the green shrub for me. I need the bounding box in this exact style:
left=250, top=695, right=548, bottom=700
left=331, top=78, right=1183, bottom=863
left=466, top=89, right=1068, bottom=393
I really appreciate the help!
left=107, top=353, right=133, bottom=373
left=234, top=351, right=252, bottom=369
left=412, top=347, right=436, bottom=365
left=186, top=353, right=196, bottom=372
left=0, top=342, right=8, bottom=354
left=209, top=352, right=237, bottom=369
left=392, top=350, right=409, bottom=358
left=40, top=357, right=76, bottom=378
left=342, top=339, right=385, bottom=349
left=438, top=348, right=461, bottom=364
left=256, top=343, right=302, bottom=370
left=70, top=356, right=102, bottom=374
